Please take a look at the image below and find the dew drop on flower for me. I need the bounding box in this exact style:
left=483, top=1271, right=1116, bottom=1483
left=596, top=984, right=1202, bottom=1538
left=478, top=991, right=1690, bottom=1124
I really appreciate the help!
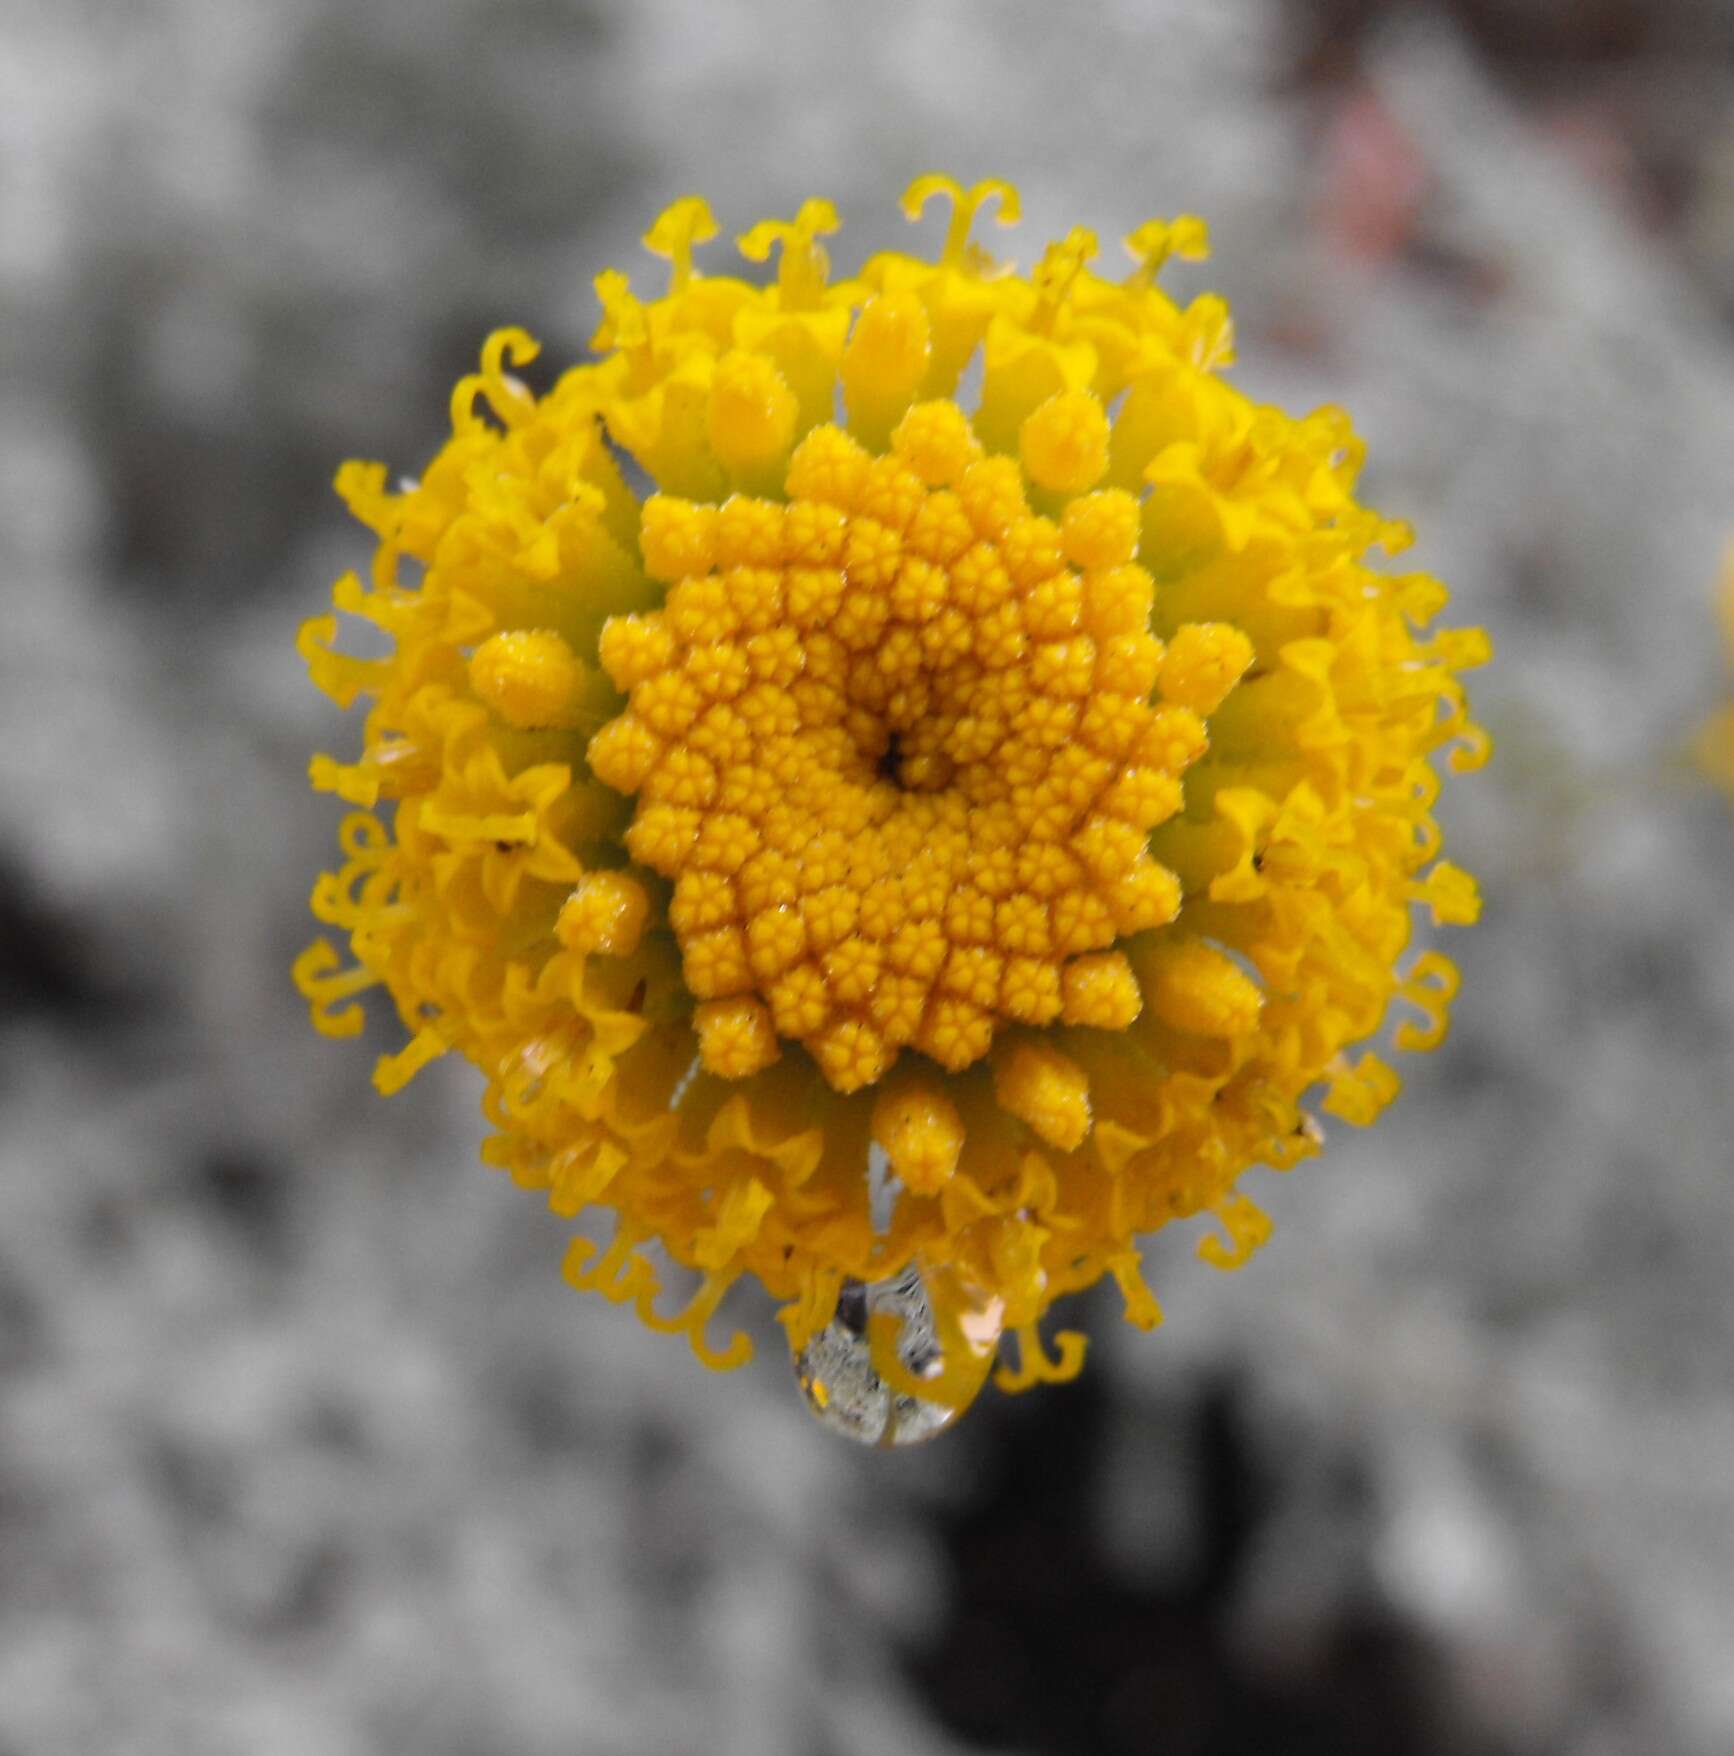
left=793, top=1264, right=1004, bottom=1447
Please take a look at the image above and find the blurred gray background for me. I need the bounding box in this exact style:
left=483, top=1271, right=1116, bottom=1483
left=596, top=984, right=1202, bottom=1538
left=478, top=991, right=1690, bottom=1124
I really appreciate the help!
left=5, top=1, right=1734, bottom=1752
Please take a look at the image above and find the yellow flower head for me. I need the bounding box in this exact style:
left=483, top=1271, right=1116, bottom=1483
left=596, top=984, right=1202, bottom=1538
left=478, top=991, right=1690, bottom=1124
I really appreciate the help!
left=297, top=178, right=1489, bottom=1429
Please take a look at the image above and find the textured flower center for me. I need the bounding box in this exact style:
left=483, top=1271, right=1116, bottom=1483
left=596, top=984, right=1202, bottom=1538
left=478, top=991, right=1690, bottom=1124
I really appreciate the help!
left=588, top=400, right=1247, bottom=1094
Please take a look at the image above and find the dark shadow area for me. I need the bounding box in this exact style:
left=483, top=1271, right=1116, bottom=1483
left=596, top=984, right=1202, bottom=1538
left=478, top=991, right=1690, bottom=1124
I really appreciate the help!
left=911, top=1369, right=1489, bottom=1756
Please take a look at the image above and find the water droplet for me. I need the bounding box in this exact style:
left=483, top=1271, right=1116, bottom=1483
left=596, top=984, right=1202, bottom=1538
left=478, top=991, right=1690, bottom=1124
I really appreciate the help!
left=793, top=1263, right=1003, bottom=1447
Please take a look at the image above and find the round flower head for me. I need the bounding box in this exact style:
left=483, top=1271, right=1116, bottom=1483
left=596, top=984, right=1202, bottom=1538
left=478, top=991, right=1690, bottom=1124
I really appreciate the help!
left=297, top=179, right=1489, bottom=1426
